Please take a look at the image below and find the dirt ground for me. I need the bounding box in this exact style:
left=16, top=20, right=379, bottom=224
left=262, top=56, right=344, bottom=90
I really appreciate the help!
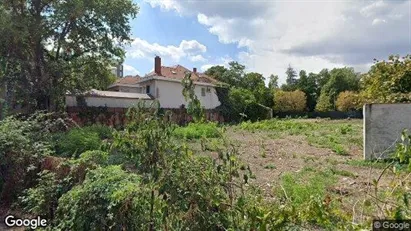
left=191, top=119, right=400, bottom=220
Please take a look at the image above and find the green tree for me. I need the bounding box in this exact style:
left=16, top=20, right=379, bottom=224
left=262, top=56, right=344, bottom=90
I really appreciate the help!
left=316, top=67, right=360, bottom=111
left=361, top=55, right=411, bottom=102
left=0, top=0, right=138, bottom=111
left=268, top=74, right=279, bottom=90
left=297, top=70, right=318, bottom=111
left=315, top=93, right=333, bottom=112
left=282, top=65, right=298, bottom=91
left=228, top=88, right=256, bottom=121
left=204, top=65, right=228, bottom=82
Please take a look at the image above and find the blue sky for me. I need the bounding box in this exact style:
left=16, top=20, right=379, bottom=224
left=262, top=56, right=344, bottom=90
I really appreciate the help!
left=123, top=1, right=246, bottom=77
left=123, top=0, right=411, bottom=84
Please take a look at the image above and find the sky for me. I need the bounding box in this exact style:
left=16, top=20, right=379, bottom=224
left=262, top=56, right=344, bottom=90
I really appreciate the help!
left=123, top=0, right=411, bottom=84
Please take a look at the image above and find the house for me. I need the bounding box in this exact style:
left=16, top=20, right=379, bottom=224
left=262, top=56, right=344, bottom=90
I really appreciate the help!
left=107, top=56, right=221, bottom=109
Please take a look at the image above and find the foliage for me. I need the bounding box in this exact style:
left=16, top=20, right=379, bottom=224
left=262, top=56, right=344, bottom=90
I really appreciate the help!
left=182, top=72, right=205, bottom=122
left=0, top=0, right=138, bottom=111
left=173, top=122, right=221, bottom=139
left=336, top=91, right=361, bottom=112
left=394, top=130, right=411, bottom=169
left=315, top=92, right=334, bottom=112
left=315, top=67, right=360, bottom=111
left=282, top=65, right=298, bottom=91
left=228, top=87, right=256, bottom=120
left=204, top=65, right=228, bottom=82
left=298, top=71, right=319, bottom=111
left=53, top=126, right=107, bottom=157
left=273, top=90, right=307, bottom=112
left=0, top=113, right=61, bottom=205
left=205, top=63, right=273, bottom=122
left=361, top=55, right=411, bottom=103
left=55, top=166, right=155, bottom=230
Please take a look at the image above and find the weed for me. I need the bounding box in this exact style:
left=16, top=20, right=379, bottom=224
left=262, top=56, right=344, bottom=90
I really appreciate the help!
left=173, top=122, right=221, bottom=139
left=330, top=168, right=358, bottom=178
left=264, top=164, right=276, bottom=169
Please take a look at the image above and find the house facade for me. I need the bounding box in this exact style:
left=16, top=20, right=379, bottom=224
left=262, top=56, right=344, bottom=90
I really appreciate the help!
left=107, top=56, right=221, bottom=109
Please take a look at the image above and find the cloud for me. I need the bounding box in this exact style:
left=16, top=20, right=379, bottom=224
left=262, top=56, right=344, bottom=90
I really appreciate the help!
left=145, top=0, right=411, bottom=83
left=123, top=64, right=140, bottom=76
left=189, top=54, right=207, bottom=62
left=127, top=37, right=207, bottom=62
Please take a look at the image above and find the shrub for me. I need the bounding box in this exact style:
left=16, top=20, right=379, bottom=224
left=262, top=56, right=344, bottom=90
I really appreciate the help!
left=315, top=92, right=333, bottom=112
left=173, top=122, right=221, bottom=139
left=273, top=90, right=307, bottom=112
left=336, top=91, right=361, bottom=112
left=54, top=166, right=155, bottom=230
left=53, top=126, right=104, bottom=157
left=0, top=113, right=55, bottom=205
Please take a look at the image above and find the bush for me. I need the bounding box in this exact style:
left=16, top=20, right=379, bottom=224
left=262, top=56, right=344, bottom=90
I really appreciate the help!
left=53, top=125, right=112, bottom=157
left=54, top=166, right=155, bottom=230
left=273, top=90, right=307, bottom=112
left=0, top=113, right=55, bottom=205
left=173, top=122, right=221, bottom=139
left=336, top=91, right=361, bottom=112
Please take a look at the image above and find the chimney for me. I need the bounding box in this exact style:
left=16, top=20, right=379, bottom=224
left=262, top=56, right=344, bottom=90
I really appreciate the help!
left=154, top=56, right=161, bottom=75
left=193, top=67, right=197, bottom=73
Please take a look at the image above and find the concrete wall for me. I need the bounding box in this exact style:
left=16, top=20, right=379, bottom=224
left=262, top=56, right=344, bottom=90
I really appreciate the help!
left=364, top=103, right=411, bottom=160
left=65, top=95, right=153, bottom=108
left=155, top=80, right=221, bottom=109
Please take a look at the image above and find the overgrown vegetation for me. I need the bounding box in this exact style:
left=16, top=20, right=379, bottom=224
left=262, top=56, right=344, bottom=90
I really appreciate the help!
left=239, top=119, right=362, bottom=155
left=173, top=122, right=221, bottom=139
left=0, top=111, right=409, bottom=230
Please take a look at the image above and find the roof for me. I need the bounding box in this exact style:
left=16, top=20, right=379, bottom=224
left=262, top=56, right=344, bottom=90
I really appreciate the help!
left=69, top=89, right=153, bottom=100
left=145, top=65, right=219, bottom=84
left=113, top=75, right=141, bottom=85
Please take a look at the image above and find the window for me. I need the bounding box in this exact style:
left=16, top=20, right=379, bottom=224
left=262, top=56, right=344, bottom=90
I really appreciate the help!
left=156, top=88, right=159, bottom=98
left=146, top=85, right=150, bottom=94
left=201, top=87, right=206, bottom=96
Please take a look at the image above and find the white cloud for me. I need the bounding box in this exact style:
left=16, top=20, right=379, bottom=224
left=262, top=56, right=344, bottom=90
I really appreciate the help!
left=145, top=0, right=411, bottom=83
left=127, top=37, right=207, bottom=62
left=123, top=64, right=140, bottom=75
left=189, top=54, right=207, bottom=62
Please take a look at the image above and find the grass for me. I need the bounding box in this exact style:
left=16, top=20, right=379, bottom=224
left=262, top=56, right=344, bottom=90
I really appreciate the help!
left=264, top=163, right=276, bottom=169
left=173, top=122, right=221, bottom=139
left=239, top=119, right=362, bottom=155
left=278, top=167, right=337, bottom=206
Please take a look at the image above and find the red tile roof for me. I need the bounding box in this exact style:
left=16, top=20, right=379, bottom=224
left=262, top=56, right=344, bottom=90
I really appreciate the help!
left=146, top=65, right=218, bottom=84
left=114, top=75, right=141, bottom=85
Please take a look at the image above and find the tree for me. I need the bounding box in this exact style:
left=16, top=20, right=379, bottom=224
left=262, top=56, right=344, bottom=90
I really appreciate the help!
left=273, top=90, right=306, bottom=112
left=268, top=74, right=279, bottom=90
left=335, top=91, right=361, bottom=112
left=220, top=62, right=246, bottom=87
left=297, top=70, right=318, bottom=111
left=228, top=88, right=256, bottom=121
left=316, top=67, right=360, bottom=111
left=282, top=65, right=298, bottom=91
left=204, top=65, right=228, bottom=82
left=0, top=0, right=139, bottom=111
left=315, top=93, right=333, bottom=112
left=360, top=55, right=411, bottom=103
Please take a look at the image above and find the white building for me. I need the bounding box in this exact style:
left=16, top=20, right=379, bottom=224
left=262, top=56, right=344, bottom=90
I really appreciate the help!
left=107, top=56, right=221, bottom=109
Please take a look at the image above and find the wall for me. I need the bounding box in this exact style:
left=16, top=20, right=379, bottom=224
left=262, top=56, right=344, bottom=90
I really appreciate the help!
left=65, top=95, right=153, bottom=108
left=363, top=103, right=411, bottom=160
left=274, top=111, right=362, bottom=119
left=155, top=80, right=221, bottom=109
left=66, top=106, right=223, bottom=127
